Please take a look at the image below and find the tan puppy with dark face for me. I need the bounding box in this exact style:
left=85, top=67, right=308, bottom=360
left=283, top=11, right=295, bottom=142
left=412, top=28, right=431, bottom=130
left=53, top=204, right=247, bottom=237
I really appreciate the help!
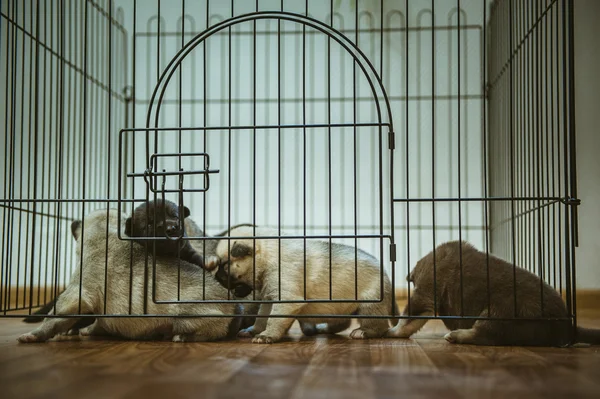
left=211, top=226, right=397, bottom=344
left=388, top=241, right=600, bottom=346
left=18, top=209, right=238, bottom=343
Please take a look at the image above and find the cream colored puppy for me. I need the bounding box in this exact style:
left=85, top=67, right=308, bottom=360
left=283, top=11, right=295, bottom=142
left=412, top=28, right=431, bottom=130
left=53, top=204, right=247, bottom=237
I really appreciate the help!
left=211, top=226, right=398, bottom=344
left=18, top=208, right=238, bottom=343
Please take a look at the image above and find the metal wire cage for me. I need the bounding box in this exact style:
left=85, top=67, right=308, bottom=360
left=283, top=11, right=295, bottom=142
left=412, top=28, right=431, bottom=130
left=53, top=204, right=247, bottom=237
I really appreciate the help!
left=0, top=0, right=578, bottom=335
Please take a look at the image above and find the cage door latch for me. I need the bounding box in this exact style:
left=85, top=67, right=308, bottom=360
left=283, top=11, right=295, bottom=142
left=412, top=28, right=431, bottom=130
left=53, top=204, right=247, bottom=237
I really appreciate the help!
left=127, top=152, right=220, bottom=194
left=560, top=197, right=581, bottom=206
left=390, top=243, right=397, bottom=262
left=388, top=131, right=395, bottom=150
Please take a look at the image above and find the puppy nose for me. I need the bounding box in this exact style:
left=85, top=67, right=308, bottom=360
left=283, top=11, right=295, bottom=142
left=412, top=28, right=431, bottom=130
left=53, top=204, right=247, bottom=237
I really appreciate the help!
left=166, top=225, right=179, bottom=236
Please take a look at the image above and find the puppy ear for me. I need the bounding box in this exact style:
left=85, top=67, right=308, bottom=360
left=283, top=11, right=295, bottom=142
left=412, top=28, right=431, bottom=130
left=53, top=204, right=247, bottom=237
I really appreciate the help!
left=182, top=206, right=190, bottom=218
left=231, top=242, right=253, bottom=259
left=71, top=220, right=82, bottom=240
left=125, top=217, right=132, bottom=236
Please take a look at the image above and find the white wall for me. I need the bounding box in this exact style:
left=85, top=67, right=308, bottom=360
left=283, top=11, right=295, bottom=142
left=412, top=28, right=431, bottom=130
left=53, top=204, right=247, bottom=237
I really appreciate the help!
left=112, top=0, right=489, bottom=287
left=574, top=0, right=600, bottom=290
left=2, top=0, right=595, bottom=310
left=0, top=0, right=128, bottom=299
left=1, top=0, right=489, bottom=293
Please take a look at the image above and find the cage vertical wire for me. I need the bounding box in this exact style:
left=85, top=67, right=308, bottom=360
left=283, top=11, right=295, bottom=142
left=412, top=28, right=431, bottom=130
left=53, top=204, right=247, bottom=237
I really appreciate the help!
left=118, top=8, right=395, bottom=308
left=487, top=0, right=578, bottom=330
left=0, top=0, right=128, bottom=315
left=0, top=0, right=579, bottom=335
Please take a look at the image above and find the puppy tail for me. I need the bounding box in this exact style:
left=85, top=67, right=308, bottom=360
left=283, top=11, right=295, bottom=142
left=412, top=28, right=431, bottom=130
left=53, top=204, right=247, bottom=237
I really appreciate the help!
left=214, top=223, right=257, bottom=237
left=576, top=327, right=600, bottom=345
left=22, top=299, right=56, bottom=323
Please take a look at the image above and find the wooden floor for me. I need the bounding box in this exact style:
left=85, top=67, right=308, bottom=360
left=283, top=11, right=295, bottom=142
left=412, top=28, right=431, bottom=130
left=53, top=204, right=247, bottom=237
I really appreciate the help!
left=1, top=309, right=600, bottom=399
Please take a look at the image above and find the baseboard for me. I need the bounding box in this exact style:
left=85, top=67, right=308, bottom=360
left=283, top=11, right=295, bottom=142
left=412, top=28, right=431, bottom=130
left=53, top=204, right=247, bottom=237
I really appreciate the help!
left=570, top=289, right=600, bottom=309
left=3, top=286, right=599, bottom=312
left=395, top=287, right=600, bottom=309
left=395, top=288, right=408, bottom=300
left=1, top=286, right=60, bottom=311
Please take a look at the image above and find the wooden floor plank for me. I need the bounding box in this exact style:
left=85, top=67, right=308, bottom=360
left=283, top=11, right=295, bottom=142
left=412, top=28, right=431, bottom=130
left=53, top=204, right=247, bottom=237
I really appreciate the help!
left=213, top=336, right=320, bottom=399
left=486, top=346, right=600, bottom=399
left=2, top=315, right=600, bottom=399
left=418, top=338, right=544, bottom=399
left=290, top=337, right=376, bottom=399
left=371, top=337, right=464, bottom=399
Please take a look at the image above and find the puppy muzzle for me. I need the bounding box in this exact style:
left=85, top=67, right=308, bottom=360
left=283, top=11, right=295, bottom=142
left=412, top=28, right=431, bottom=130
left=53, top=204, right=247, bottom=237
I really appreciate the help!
left=214, top=261, right=253, bottom=298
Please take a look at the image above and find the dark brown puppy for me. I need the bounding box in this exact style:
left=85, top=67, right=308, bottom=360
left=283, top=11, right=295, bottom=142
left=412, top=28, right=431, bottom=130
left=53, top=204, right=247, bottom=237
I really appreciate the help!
left=126, top=199, right=254, bottom=298
left=125, top=199, right=206, bottom=268
left=388, top=241, right=600, bottom=346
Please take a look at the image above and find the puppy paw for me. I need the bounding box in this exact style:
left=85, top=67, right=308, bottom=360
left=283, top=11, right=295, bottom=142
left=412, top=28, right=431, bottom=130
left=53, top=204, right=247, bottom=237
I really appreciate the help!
left=252, top=334, right=274, bottom=344
left=172, top=334, right=208, bottom=343
left=237, top=327, right=256, bottom=338
left=300, top=324, right=318, bottom=336
left=443, top=332, right=457, bottom=344
left=204, top=255, right=220, bottom=272
left=78, top=327, right=93, bottom=336
left=18, top=333, right=45, bottom=343
left=350, top=328, right=384, bottom=339
left=349, top=328, right=367, bottom=339
left=386, top=326, right=412, bottom=338
left=172, top=334, right=186, bottom=343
